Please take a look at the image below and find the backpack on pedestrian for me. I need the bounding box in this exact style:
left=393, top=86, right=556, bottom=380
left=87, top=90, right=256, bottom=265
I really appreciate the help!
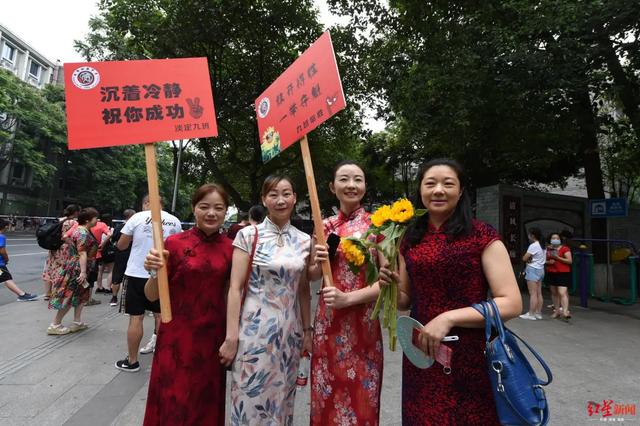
left=36, top=221, right=65, bottom=250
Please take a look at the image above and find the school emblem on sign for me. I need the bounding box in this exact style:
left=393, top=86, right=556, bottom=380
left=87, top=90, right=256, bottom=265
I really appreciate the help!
left=71, top=66, right=100, bottom=90
left=258, top=97, right=270, bottom=118
left=261, top=126, right=281, bottom=162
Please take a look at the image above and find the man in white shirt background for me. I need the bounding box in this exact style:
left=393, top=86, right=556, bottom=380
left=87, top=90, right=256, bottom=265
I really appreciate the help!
left=114, top=195, right=182, bottom=372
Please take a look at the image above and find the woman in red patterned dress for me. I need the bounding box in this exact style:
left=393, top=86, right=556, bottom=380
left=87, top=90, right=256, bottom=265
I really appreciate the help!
left=380, top=159, right=522, bottom=425
left=142, top=184, right=233, bottom=426
left=310, top=160, right=384, bottom=425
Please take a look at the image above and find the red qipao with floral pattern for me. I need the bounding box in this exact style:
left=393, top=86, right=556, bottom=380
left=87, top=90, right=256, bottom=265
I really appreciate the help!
left=143, top=228, right=233, bottom=426
left=400, top=219, right=501, bottom=425
left=310, top=207, right=383, bottom=426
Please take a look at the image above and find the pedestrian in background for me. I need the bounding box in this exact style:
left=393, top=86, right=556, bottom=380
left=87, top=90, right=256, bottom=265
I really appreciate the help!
left=143, top=184, right=233, bottom=426
left=109, top=209, right=135, bottom=307
left=248, top=204, right=266, bottom=225
left=42, top=205, right=80, bottom=300
left=47, top=207, right=100, bottom=335
left=94, top=213, right=114, bottom=295
left=546, top=232, right=573, bottom=321
left=0, top=219, right=38, bottom=301
left=114, top=196, right=182, bottom=372
left=520, top=227, right=546, bottom=320
left=226, top=211, right=249, bottom=240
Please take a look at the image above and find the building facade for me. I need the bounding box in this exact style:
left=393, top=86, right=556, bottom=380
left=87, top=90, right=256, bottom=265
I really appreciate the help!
left=0, top=23, right=64, bottom=216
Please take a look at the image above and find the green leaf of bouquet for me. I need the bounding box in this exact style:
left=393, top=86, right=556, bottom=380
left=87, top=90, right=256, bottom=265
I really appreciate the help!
left=415, top=209, right=428, bottom=217
left=365, top=258, right=379, bottom=285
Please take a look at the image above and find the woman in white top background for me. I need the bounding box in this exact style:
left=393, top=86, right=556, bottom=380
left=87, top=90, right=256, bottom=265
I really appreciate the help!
left=520, top=227, right=546, bottom=320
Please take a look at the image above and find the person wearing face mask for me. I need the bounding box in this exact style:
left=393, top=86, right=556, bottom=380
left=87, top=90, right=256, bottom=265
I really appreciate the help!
left=378, top=158, right=522, bottom=425
left=309, top=160, right=384, bottom=425
left=219, top=175, right=318, bottom=425
left=545, top=232, right=573, bottom=321
left=520, top=227, right=546, bottom=320
left=142, top=184, right=233, bottom=426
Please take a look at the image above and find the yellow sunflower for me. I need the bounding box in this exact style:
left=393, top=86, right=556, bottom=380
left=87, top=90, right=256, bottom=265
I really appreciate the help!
left=341, top=238, right=366, bottom=266
left=371, top=204, right=392, bottom=227
left=390, top=198, right=414, bottom=223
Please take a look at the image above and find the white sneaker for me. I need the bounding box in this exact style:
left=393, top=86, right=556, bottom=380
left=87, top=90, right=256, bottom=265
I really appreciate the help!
left=534, top=313, right=543, bottom=320
left=519, top=313, right=537, bottom=321
left=140, top=333, right=157, bottom=354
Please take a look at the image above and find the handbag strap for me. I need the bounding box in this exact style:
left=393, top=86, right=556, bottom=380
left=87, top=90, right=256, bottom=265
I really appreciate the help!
left=472, top=301, right=553, bottom=386
left=240, top=225, right=259, bottom=309
left=473, top=300, right=552, bottom=426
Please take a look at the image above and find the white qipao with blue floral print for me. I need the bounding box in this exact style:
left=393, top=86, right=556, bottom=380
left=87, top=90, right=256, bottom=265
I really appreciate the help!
left=231, top=217, right=311, bottom=425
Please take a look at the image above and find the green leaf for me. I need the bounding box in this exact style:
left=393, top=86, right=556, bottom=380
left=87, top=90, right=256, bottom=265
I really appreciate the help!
left=365, top=257, right=379, bottom=285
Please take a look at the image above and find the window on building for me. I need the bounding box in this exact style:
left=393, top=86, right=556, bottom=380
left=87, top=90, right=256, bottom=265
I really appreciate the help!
left=2, top=44, right=16, bottom=63
left=29, top=61, right=41, bottom=79
left=12, top=163, right=25, bottom=184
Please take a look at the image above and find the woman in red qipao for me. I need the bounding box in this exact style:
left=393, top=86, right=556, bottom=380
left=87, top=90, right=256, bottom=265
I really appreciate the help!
left=310, top=160, right=384, bottom=425
left=142, top=184, right=233, bottom=426
left=379, top=159, right=522, bottom=425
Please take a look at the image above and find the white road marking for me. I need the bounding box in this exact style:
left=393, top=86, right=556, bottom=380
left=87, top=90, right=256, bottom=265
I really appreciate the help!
left=6, top=244, right=40, bottom=247
left=9, top=252, right=47, bottom=257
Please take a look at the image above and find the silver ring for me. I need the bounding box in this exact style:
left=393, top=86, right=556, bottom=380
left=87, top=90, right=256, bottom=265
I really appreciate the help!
left=149, top=269, right=157, bottom=278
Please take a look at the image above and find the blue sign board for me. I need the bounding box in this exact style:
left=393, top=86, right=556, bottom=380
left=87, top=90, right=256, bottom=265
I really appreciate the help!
left=589, top=198, right=628, bottom=218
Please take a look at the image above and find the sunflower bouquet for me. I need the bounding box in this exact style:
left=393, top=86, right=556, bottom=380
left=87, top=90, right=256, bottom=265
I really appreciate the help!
left=341, top=198, right=426, bottom=350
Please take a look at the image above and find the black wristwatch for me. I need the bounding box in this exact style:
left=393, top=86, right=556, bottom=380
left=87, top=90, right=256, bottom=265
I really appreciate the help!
left=303, top=326, right=315, bottom=333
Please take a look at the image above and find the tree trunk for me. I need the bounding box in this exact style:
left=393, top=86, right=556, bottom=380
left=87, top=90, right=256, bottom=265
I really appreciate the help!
left=572, top=88, right=607, bottom=260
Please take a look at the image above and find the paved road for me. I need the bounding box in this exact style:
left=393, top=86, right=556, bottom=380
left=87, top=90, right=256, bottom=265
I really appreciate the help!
left=0, top=234, right=47, bottom=306
left=0, top=233, right=638, bottom=425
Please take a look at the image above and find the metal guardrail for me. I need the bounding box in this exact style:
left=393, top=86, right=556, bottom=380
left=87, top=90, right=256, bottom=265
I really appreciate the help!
left=571, top=238, right=638, bottom=306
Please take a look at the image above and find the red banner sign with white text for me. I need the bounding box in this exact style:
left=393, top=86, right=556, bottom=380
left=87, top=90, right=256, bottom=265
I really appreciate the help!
left=64, top=57, right=217, bottom=149
left=255, top=31, right=346, bottom=162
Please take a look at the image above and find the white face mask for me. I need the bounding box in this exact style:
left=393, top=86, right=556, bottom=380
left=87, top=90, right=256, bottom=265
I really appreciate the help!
left=550, top=239, right=561, bottom=245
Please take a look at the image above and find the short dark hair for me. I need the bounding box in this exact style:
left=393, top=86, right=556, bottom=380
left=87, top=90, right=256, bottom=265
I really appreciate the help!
left=78, top=207, right=99, bottom=225
left=0, top=218, right=8, bottom=230
left=237, top=212, right=249, bottom=222
left=249, top=205, right=266, bottom=223
left=63, top=204, right=80, bottom=217
left=123, top=209, right=136, bottom=220
left=101, top=213, right=113, bottom=227
left=528, top=227, right=543, bottom=244
left=141, top=195, right=164, bottom=207
left=191, top=183, right=229, bottom=208
left=404, top=158, right=473, bottom=248
left=261, top=175, right=295, bottom=197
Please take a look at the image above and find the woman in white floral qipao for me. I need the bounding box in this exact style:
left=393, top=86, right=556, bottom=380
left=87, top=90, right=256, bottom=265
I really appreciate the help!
left=220, top=175, right=320, bottom=425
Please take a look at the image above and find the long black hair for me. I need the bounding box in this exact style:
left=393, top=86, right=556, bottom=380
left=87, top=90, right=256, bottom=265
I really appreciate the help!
left=404, top=158, right=473, bottom=248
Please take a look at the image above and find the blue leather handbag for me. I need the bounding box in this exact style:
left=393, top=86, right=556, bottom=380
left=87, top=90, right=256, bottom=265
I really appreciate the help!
left=473, top=300, right=552, bottom=426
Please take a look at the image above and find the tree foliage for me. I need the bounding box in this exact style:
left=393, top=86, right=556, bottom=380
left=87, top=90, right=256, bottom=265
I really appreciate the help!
left=328, top=0, right=640, bottom=201
left=0, top=69, right=66, bottom=184
left=76, top=0, right=367, bottom=213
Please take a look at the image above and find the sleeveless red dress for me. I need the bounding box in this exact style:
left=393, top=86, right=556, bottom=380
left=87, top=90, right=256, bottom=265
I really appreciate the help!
left=400, top=219, right=501, bottom=425
left=143, top=228, right=233, bottom=426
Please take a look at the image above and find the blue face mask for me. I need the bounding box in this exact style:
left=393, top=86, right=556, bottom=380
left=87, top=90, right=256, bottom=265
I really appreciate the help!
left=550, top=239, right=561, bottom=245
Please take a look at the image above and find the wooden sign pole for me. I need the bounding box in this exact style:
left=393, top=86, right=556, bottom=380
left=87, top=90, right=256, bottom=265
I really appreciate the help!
left=144, top=143, right=173, bottom=323
left=299, top=135, right=334, bottom=287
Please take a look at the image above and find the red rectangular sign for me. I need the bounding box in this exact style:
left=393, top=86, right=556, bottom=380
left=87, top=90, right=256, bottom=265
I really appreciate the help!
left=64, top=57, right=217, bottom=150
left=255, top=31, right=346, bottom=162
